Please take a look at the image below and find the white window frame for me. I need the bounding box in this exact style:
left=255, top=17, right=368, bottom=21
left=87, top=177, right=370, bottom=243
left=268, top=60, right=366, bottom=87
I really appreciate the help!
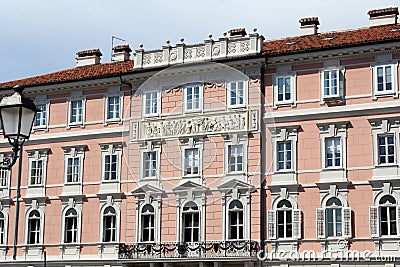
left=139, top=141, right=161, bottom=180
left=181, top=201, right=200, bottom=243
left=25, top=208, right=44, bottom=245
left=183, top=84, right=203, bottom=113
left=227, top=199, right=244, bottom=240
left=27, top=148, right=49, bottom=188
left=143, top=90, right=160, bottom=117
left=33, top=101, right=50, bottom=131
left=0, top=168, right=10, bottom=189
left=227, top=80, right=247, bottom=108
left=372, top=62, right=399, bottom=99
left=67, top=97, right=86, bottom=128
left=273, top=74, right=296, bottom=107
left=269, top=126, right=299, bottom=185
left=140, top=204, right=155, bottom=242
left=104, top=93, right=123, bottom=125
left=319, top=68, right=345, bottom=103
left=60, top=198, right=82, bottom=247
left=99, top=202, right=120, bottom=243
left=63, top=208, right=79, bottom=243
left=62, top=145, right=86, bottom=196
left=100, top=142, right=123, bottom=182
left=224, top=134, right=248, bottom=178
left=0, top=209, right=9, bottom=245
left=181, top=138, right=203, bottom=180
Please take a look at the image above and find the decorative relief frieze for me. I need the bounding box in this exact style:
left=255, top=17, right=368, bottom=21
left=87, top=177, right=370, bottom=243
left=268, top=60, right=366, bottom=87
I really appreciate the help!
left=141, top=111, right=248, bottom=139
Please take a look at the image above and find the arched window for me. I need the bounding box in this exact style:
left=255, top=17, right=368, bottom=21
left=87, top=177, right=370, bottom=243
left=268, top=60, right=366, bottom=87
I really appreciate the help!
left=277, top=200, right=292, bottom=238
left=326, top=197, right=342, bottom=237
left=103, top=207, right=116, bottom=242
left=0, top=212, right=4, bottom=244
left=228, top=200, right=244, bottom=240
left=64, top=208, right=78, bottom=243
left=28, top=210, right=41, bottom=244
left=379, top=195, right=397, bottom=236
left=182, top=202, right=199, bottom=243
left=141, top=204, right=155, bottom=242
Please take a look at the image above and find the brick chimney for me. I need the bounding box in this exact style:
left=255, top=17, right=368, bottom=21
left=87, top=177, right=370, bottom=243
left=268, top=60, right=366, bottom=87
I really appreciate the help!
left=368, top=7, right=398, bottom=27
left=112, top=44, right=132, bottom=62
left=76, top=49, right=102, bottom=67
left=299, top=17, right=319, bottom=35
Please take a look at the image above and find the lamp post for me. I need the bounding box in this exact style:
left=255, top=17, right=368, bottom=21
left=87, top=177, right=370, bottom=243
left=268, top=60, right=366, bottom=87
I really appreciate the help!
left=0, top=85, right=38, bottom=260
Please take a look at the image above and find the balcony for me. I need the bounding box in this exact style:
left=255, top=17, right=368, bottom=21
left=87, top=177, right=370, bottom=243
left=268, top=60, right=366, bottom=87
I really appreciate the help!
left=119, top=240, right=259, bottom=259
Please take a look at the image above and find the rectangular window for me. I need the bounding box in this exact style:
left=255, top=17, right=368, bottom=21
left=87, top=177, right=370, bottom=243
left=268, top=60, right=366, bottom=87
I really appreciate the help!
left=144, top=152, right=157, bottom=178
left=228, top=145, right=243, bottom=173
left=34, top=104, right=47, bottom=128
left=327, top=208, right=342, bottom=237
left=378, top=135, right=395, bottom=164
left=277, top=210, right=292, bottom=238
left=103, top=215, right=116, bottom=242
left=0, top=217, right=4, bottom=244
left=65, top=216, right=78, bottom=243
left=183, top=213, right=199, bottom=242
left=325, top=137, right=341, bottom=168
left=184, top=149, right=199, bottom=175
left=323, top=70, right=339, bottom=97
left=276, top=76, right=292, bottom=103
left=277, top=141, right=292, bottom=171
left=229, top=81, right=245, bottom=107
left=185, top=85, right=201, bottom=112
left=104, top=155, right=118, bottom=181
left=141, top=214, right=155, bottom=242
left=30, top=160, right=43, bottom=185
left=66, top=157, right=80, bottom=183
left=376, top=66, right=393, bottom=92
left=144, top=91, right=158, bottom=115
left=107, top=96, right=120, bottom=120
left=0, top=169, right=8, bottom=188
left=70, top=100, right=83, bottom=124
left=28, top=218, right=40, bottom=244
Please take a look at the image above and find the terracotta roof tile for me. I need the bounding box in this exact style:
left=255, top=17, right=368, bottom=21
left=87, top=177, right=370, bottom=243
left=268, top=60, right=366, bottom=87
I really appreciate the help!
left=263, top=23, right=400, bottom=55
left=0, top=60, right=134, bottom=89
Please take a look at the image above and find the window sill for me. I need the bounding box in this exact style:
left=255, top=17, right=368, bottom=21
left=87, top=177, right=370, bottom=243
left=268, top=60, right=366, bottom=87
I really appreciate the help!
left=227, top=105, right=247, bottom=110
left=322, top=167, right=344, bottom=171
left=374, top=164, right=398, bottom=168
left=273, top=170, right=295, bottom=174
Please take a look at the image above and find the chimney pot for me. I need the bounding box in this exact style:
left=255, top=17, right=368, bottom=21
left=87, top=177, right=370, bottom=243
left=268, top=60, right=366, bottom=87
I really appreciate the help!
left=112, top=44, right=132, bottom=62
left=368, top=7, right=398, bottom=26
left=76, top=49, right=102, bottom=67
left=299, top=17, right=319, bottom=35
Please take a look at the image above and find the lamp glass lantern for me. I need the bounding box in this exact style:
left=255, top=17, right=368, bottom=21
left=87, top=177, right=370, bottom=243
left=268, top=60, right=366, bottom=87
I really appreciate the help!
left=0, top=87, right=38, bottom=147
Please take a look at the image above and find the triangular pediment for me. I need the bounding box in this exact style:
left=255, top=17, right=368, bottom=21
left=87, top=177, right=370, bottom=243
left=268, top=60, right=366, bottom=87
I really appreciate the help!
left=132, top=184, right=164, bottom=196
left=173, top=181, right=208, bottom=192
left=218, top=178, right=254, bottom=192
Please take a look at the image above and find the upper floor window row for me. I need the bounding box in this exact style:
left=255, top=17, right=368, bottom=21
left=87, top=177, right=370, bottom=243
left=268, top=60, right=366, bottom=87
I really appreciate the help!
left=142, top=81, right=248, bottom=117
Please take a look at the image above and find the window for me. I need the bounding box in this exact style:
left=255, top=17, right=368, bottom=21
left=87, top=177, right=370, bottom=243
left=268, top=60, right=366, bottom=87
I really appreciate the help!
left=144, top=91, right=159, bottom=116
left=0, top=169, right=9, bottom=188
left=29, top=159, right=43, bottom=185
left=69, top=100, right=83, bottom=124
left=144, top=152, right=157, bottom=178
left=228, top=81, right=245, bottom=107
left=316, top=197, right=351, bottom=239
left=376, top=65, right=393, bottom=92
left=34, top=104, right=47, bottom=128
left=275, top=76, right=295, bottom=105
left=228, top=145, right=243, bottom=173
left=64, top=208, right=78, bottom=243
left=182, top=202, right=199, bottom=243
left=184, top=85, right=202, bottom=112
left=27, top=210, right=41, bottom=244
left=141, top=204, right=155, bottom=242
left=104, top=154, right=118, bottom=181
left=106, top=96, right=121, bottom=121
left=103, top=207, right=117, bottom=242
left=325, top=137, right=341, bottom=168
left=322, top=70, right=339, bottom=97
left=379, top=195, right=397, bottom=236
left=277, top=141, right=292, bottom=171
left=378, top=135, right=395, bottom=164
left=277, top=200, right=292, bottom=239
left=0, top=212, right=4, bottom=244
left=66, top=157, right=80, bottom=183
left=326, top=198, right=343, bottom=237
left=184, top=149, right=199, bottom=176
left=228, top=200, right=244, bottom=240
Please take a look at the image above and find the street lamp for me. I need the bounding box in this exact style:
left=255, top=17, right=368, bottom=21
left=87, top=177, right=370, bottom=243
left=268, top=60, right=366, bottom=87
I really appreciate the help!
left=0, top=85, right=38, bottom=260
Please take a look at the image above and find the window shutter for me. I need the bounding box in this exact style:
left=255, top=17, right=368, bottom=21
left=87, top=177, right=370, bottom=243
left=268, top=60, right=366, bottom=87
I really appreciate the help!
left=342, top=207, right=352, bottom=238
left=292, top=209, right=301, bottom=239
left=316, top=208, right=325, bottom=238
left=369, top=206, right=379, bottom=238
left=267, top=210, right=276, bottom=240
left=397, top=206, right=400, bottom=237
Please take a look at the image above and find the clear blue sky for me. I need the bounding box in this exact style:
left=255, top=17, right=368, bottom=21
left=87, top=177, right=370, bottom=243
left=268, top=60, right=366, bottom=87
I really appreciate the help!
left=0, top=0, right=399, bottom=82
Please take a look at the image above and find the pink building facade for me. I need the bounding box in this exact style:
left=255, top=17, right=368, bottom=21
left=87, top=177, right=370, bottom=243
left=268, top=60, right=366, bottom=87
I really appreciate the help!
left=0, top=6, right=399, bottom=267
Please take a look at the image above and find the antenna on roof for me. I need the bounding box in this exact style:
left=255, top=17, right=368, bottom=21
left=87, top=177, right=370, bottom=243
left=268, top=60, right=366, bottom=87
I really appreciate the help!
left=111, top=36, right=126, bottom=62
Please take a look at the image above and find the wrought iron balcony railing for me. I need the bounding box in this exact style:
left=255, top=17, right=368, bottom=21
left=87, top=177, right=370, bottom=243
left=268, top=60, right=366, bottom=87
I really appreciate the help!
left=119, top=240, right=259, bottom=259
